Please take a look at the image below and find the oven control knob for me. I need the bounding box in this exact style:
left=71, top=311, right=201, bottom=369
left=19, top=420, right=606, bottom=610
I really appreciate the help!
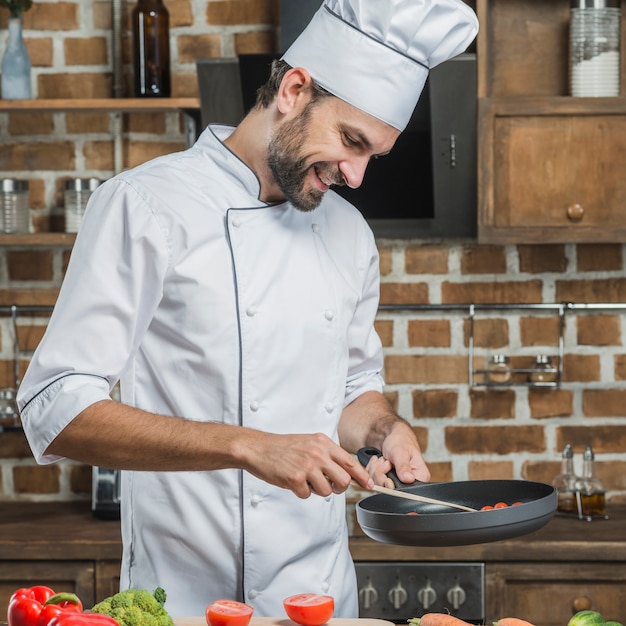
left=417, top=581, right=437, bottom=610
left=446, top=583, right=467, bottom=610
left=388, top=581, right=408, bottom=610
left=358, top=580, right=379, bottom=610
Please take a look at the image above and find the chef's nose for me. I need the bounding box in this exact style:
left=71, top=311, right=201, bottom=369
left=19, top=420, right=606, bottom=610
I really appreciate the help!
left=339, top=154, right=371, bottom=189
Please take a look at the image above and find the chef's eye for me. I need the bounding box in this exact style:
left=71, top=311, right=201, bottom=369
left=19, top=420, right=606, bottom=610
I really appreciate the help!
left=344, top=133, right=358, bottom=147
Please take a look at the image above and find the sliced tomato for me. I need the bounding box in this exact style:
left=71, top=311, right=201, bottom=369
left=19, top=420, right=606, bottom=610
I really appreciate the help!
left=206, top=600, right=254, bottom=626
left=283, top=593, right=334, bottom=626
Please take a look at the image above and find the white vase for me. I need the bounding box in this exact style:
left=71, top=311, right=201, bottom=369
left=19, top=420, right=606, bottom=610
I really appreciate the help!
left=1, top=17, right=32, bottom=100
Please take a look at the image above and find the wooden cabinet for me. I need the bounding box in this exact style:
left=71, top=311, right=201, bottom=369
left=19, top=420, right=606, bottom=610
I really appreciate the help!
left=476, top=0, right=626, bottom=243
left=486, top=562, right=626, bottom=625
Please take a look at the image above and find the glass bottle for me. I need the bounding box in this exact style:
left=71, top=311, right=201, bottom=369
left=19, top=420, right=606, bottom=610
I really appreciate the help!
left=487, top=354, right=511, bottom=384
left=552, top=443, right=577, bottom=514
left=570, top=0, right=621, bottom=97
left=0, top=179, right=30, bottom=233
left=132, top=0, right=171, bottom=97
left=575, top=445, right=606, bottom=517
left=1, top=18, right=32, bottom=100
left=530, top=354, right=557, bottom=384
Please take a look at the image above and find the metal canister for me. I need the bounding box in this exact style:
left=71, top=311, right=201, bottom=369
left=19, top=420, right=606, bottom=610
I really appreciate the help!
left=0, top=179, right=29, bottom=234
left=64, top=178, right=101, bottom=233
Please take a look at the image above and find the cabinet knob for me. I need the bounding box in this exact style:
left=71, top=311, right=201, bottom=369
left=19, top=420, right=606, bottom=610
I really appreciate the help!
left=567, top=203, right=585, bottom=222
left=572, top=595, right=592, bottom=612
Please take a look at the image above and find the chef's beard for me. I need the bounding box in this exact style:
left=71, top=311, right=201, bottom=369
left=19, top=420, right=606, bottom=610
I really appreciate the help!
left=267, top=104, right=343, bottom=212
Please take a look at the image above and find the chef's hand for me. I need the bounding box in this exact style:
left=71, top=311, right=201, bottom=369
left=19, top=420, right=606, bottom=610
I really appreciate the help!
left=240, top=431, right=374, bottom=499
left=365, top=423, right=430, bottom=487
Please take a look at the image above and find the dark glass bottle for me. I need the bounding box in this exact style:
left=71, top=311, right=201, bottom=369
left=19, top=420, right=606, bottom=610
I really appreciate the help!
left=132, top=0, right=171, bottom=97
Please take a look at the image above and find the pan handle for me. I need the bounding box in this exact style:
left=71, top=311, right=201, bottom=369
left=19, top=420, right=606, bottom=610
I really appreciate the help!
left=357, top=447, right=424, bottom=489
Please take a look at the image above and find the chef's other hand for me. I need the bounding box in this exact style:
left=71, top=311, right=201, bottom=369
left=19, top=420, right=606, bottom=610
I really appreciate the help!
left=241, top=431, right=374, bottom=499
left=380, top=422, right=430, bottom=486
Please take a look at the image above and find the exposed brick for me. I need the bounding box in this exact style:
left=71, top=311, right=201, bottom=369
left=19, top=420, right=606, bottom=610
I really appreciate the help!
left=22, top=3, right=78, bottom=30
left=469, top=388, right=515, bottom=419
left=234, top=30, right=277, bottom=55
left=64, top=37, right=108, bottom=66
left=177, top=34, right=222, bottom=63
left=378, top=247, right=392, bottom=276
left=13, top=465, right=60, bottom=494
left=25, top=37, right=54, bottom=67
left=374, top=320, right=393, bottom=347
left=408, top=319, right=450, bottom=347
left=66, top=112, right=111, bottom=134
left=446, top=425, right=546, bottom=454
left=577, top=315, right=621, bottom=346
left=7, top=112, right=54, bottom=136
left=428, top=461, right=453, bottom=482
left=125, top=112, right=167, bottom=134
left=614, top=355, right=626, bottom=380
left=528, top=388, right=574, bottom=418
left=126, top=140, right=186, bottom=169
left=206, top=0, right=279, bottom=26
left=379, top=282, right=429, bottom=305
left=523, top=460, right=560, bottom=484
left=596, top=461, right=626, bottom=491
left=468, top=460, right=514, bottom=480
left=83, top=140, right=114, bottom=171
left=17, top=323, right=48, bottom=352
left=70, top=463, right=92, bottom=495
left=518, top=244, right=567, bottom=273
left=383, top=390, right=398, bottom=413
left=583, top=389, right=626, bottom=417
left=384, top=355, right=467, bottom=385
left=462, top=317, right=508, bottom=348
left=172, top=71, right=200, bottom=98
left=519, top=315, right=561, bottom=347
left=0, top=288, right=60, bottom=306
left=555, top=278, right=626, bottom=303
left=28, top=178, right=46, bottom=210
left=38, top=73, right=112, bottom=99
left=460, top=244, right=506, bottom=274
left=0, top=430, right=33, bottom=459
left=556, top=425, right=626, bottom=453
left=168, top=0, right=195, bottom=27
left=441, top=280, right=543, bottom=304
left=413, top=426, right=429, bottom=454
left=577, top=243, right=623, bottom=272
left=7, top=250, right=54, bottom=282
left=405, top=245, right=449, bottom=275
left=62, top=250, right=72, bottom=274
left=0, top=142, right=76, bottom=172
left=412, top=389, right=458, bottom=418
left=562, top=354, right=600, bottom=382
left=93, top=0, right=113, bottom=29
left=0, top=358, right=16, bottom=388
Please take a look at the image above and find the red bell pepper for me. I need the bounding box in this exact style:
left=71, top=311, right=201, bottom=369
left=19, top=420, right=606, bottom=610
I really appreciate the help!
left=8, top=586, right=83, bottom=626
left=47, top=615, right=119, bottom=626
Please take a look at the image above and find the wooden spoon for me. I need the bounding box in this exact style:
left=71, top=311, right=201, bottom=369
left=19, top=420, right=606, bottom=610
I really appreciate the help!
left=370, top=484, right=477, bottom=513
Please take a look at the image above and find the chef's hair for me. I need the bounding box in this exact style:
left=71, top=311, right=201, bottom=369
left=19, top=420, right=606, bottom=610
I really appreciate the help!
left=254, top=59, right=332, bottom=110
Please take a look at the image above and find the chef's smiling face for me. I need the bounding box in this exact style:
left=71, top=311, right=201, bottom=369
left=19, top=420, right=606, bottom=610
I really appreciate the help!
left=267, top=76, right=400, bottom=213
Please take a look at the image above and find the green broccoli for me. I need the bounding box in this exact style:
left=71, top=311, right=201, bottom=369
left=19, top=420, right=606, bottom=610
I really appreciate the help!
left=91, top=587, right=175, bottom=626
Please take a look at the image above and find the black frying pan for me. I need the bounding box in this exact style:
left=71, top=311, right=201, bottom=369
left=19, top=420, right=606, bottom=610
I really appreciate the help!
left=356, top=447, right=557, bottom=546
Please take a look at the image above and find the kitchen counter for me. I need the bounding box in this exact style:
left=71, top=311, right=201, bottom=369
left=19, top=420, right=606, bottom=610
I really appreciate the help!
left=1, top=501, right=625, bottom=562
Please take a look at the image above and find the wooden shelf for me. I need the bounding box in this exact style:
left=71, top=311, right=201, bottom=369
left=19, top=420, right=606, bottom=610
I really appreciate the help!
left=0, top=233, right=76, bottom=246
left=0, top=97, right=200, bottom=113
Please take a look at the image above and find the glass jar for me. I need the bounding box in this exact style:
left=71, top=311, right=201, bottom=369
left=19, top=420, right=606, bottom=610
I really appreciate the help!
left=553, top=444, right=577, bottom=514
left=64, top=178, right=101, bottom=233
left=574, top=445, right=606, bottom=517
left=487, top=354, right=511, bottom=384
left=529, top=354, right=558, bottom=384
left=570, top=0, right=621, bottom=97
left=0, top=179, right=30, bottom=234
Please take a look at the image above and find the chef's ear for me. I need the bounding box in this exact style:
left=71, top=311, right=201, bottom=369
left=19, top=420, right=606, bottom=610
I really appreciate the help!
left=276, top=67, right=313, bottom=114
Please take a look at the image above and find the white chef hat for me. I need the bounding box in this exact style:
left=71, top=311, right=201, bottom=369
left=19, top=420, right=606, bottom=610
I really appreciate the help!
left=281, top=0, right=479, bottom=131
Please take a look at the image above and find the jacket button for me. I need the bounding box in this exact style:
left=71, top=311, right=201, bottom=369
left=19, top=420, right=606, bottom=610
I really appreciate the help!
left=312, top=223, right=320, bottom=233
left=324, top=309, right=334, bottom=321
left=250, top=401, right=260, bottom=412
left=321, top=582, right=330, bottom=592
left=251, top=494, right=262, bottom=506
left=325, top=403, right=334, bottom=413
left=232, top=217, right=242, bottom=228
left=246, top=306, right=257, bottom=317
left=248, top=590, right=258, bottom=599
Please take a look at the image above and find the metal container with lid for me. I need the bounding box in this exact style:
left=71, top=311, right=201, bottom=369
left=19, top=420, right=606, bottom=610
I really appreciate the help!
left=0, top=179, right=30, bottom=234
left=570, top=0, right=621, bottom=97
left=64, top=178, right=101, bottom=233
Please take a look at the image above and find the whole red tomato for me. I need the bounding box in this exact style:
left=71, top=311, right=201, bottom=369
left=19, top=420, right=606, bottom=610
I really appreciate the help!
left=283, top=593, right=334, bottom=626
left=205, top=600, right=254, bottom=626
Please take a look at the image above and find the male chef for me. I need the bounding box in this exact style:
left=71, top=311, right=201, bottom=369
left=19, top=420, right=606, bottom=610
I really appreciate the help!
left=17, top=0, right=478, bottom=618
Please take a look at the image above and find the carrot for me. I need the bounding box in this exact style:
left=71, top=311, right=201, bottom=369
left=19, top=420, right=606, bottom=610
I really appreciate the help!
left=495, top=619, right=535, bottom=626
left=416, top=614, right=472, bottom=626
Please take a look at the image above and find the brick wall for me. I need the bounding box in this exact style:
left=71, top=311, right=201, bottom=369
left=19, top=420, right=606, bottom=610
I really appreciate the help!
left=1, top=2, right=625, bottom=525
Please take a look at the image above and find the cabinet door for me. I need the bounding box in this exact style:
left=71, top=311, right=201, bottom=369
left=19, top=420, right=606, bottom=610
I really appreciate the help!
left=478, top=98, right=626, bottom=243
left=0, top=560, right=95, bottom=618
left=95, top=560, right=121, bottom=603
left=486, top=562, right=626, bottom=625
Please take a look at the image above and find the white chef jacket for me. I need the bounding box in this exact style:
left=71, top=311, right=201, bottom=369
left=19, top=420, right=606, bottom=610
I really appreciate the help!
left=17, top=125, right=386, bottom=618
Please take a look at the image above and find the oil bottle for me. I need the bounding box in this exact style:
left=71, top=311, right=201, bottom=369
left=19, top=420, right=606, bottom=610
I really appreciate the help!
left=575, top=445, right=606, bottom=518
left=552, top=443, right=577, bottom=514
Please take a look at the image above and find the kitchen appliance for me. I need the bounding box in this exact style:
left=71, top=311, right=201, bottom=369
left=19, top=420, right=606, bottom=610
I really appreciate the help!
left=355, top=562, right=485, bottom=624
left=196, top=41, right=477, bottom=239
left=92, top=466, right=121, bottom=519
left=356, top=448, right=558, bottom=546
